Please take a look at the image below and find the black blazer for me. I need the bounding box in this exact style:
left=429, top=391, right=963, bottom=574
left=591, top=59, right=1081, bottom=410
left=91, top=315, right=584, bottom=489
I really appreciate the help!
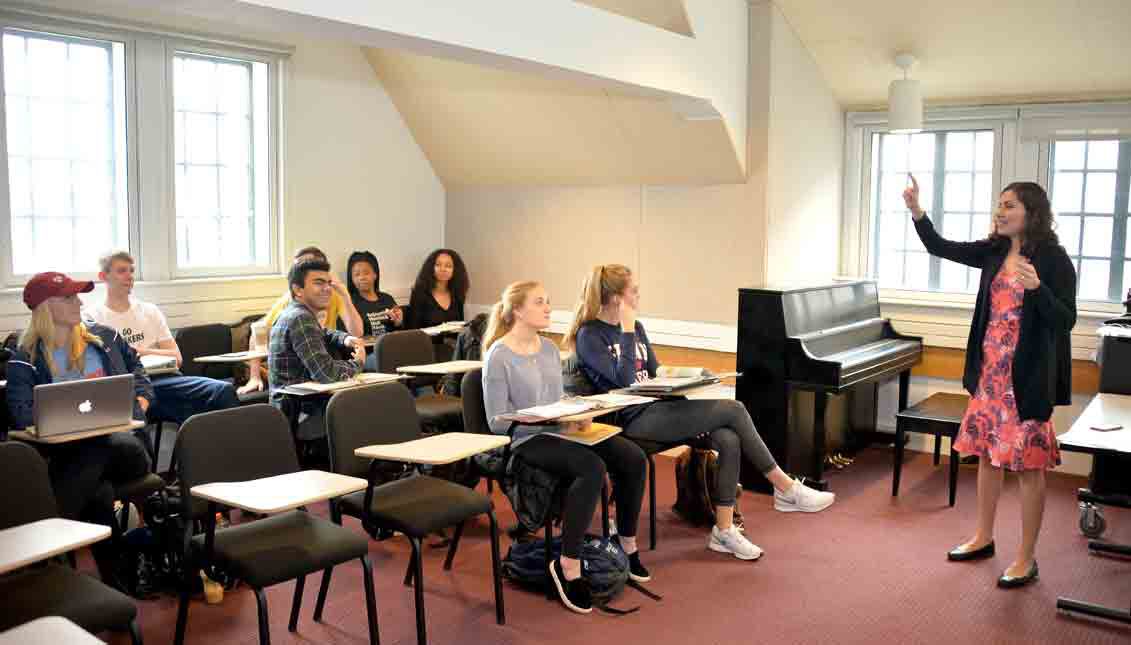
left=913, top=216, right=1077, bottom=422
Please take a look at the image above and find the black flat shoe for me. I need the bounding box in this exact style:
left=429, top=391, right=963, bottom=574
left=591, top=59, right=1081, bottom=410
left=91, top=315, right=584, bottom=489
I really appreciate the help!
left=997, top=561, right=1038, bottom=588
left=947, top=541, right=995, bottom=561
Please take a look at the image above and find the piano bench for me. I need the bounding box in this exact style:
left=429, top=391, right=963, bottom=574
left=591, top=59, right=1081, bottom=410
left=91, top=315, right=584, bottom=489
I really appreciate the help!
left=892, top=393, right=970, bottom=507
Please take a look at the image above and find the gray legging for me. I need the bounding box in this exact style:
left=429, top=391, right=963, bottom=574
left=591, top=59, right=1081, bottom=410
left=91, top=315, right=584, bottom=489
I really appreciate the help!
left=622, top=399, right=777, bottom=507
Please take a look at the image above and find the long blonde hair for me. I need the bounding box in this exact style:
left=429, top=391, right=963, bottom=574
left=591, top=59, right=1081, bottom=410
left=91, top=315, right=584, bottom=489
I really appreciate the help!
left=19, top=303, right=103, bottom=377
left=562, top=264, right=632, bottom=350
left=482, top=281, right=543, bottom=352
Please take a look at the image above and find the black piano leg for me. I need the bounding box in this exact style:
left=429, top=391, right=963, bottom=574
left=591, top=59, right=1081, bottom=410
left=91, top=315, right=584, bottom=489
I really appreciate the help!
left=897, top=369, right=911, bottom=413
left=810, top=392, right=829, bottom=491
left=892, top=418, right=905, bottom=497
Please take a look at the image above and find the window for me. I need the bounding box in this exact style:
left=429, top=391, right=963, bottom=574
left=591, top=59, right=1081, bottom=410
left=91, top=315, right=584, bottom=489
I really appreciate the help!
left=173, top=52, right=271, bottom=272
left=870, top=129, right=996, bottom=292
left=1049, top=139, right=1131, bottom=302
left=0, top=15, right=283, bottom=285
left=2, top=28, right=128, bottom=276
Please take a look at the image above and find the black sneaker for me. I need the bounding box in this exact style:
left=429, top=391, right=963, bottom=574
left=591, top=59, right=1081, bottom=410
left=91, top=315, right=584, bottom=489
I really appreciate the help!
left=548, top=559, right=592, bottom=614
left=627, top=552, right=651, bottom=583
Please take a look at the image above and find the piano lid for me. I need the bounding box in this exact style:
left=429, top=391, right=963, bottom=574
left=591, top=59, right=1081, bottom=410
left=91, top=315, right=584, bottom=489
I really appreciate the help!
left=740, top=280, right=881, bottom=338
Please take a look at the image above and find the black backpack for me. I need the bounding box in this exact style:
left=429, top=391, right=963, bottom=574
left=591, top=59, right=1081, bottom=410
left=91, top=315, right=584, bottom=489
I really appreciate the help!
left=501, top=534, right=660, bottom=614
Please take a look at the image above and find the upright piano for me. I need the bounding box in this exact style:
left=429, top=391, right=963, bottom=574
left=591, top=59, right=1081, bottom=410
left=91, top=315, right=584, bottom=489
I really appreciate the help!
left=736, top=281, right=922, bottom=491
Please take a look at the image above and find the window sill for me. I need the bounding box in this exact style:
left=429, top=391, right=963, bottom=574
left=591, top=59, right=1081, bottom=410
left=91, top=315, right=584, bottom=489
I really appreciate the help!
left=879, top=288, right=1124, bottom=320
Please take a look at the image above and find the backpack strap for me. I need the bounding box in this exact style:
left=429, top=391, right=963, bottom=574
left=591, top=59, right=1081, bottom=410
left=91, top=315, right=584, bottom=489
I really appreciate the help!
left=626, top=579, right=663, bottom=602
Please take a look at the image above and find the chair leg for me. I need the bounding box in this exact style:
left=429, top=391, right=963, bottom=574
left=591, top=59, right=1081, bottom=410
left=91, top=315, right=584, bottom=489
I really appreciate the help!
left=150, top=423, right=163, bottom=474
left=127, top=618, right=143, bottom=645
left=601, top=483, right=610, bottom=539
left=255, top=587, right=271, bottom=645
left=289, top=574, right=305, bottom=632
left=404, top=549, right=416, bottom=587
left=486, top=477, right=494, bottom=494
left=66, top=551, right=77, bottom=569
left=647, top=453, right=657, bottom=551
left=892, top=420, right=906, bottom=497
left=544, top=513, right=555, bottom=601
left=409, top=537, right=427, bottom=645
left=487, top=510, right=505, bottom=626
left=443, top=520, right=466, bottom=571
left=933, top=432, right=942, bottom=466
left=949, top=441, right=960, bottom=507
left=361, top=555, right=380, bottom=645
left=313, top=567, right=333, bottom=622
left=174, top=587, right=190, bottom=645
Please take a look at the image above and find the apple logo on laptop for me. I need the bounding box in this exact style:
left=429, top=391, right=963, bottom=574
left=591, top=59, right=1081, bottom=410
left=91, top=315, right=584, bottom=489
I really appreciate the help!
left=78, top=400, right=93, bottom=414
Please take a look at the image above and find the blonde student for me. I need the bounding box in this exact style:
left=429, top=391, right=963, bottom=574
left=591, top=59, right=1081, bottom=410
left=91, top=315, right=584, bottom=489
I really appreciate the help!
left=567, top=264, right=835, bottom=562
left=481, top=281, right=649, bottom=615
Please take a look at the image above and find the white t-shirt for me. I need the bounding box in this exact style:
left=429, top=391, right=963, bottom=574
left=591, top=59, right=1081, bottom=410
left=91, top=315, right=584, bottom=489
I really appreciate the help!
left=85, top=299, right=174, bottom=351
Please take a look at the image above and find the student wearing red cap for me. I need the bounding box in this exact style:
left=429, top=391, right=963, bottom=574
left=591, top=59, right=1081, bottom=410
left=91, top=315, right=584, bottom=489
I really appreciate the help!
left=5, top=271, right=152, bottom=587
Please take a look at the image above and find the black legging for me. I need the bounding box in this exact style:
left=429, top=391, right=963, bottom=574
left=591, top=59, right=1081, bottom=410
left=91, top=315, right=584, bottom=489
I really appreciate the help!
left=515, top=434, right=646, bottom=559
left=45, top=432, right=151, bottom=580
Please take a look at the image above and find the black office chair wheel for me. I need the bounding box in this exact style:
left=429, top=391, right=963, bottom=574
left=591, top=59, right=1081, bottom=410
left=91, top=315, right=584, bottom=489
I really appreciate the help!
left=1079, top=502, right=1106, bottom=538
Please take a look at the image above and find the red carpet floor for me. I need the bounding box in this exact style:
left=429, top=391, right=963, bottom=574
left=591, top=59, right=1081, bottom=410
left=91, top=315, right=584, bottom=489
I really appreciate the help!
left=100, top=448, right=1130, bottom=644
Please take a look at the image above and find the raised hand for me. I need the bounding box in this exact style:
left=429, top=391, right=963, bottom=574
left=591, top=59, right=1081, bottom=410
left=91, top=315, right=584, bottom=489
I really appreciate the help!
left=903, top=173, right=925, bottom=220
left=1016, top=258, right=1041, bottom=290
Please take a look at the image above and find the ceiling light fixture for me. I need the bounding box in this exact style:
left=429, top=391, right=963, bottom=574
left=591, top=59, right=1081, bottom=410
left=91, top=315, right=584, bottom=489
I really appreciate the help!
left=888, top=53, right=922, bottom=134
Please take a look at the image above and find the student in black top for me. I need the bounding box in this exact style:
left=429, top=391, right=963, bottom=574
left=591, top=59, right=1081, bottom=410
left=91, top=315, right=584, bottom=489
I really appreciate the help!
left=905, top=176, right=1076, bottom=588
left=345, top=251, right=404, bottom=337
left=406, top=248, right=468, bottom=330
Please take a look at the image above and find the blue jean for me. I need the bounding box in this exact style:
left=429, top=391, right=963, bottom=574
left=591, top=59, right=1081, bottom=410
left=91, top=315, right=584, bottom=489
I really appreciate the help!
left=149, top=375, right=239, bottom=426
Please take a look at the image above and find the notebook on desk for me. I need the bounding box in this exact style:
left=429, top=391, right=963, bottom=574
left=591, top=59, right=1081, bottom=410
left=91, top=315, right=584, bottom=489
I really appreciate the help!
left=32, top=374, right=135, bottom=438
left=284, top=372, right=402, bottom=394
left=544, top=422, right=622, bottom=446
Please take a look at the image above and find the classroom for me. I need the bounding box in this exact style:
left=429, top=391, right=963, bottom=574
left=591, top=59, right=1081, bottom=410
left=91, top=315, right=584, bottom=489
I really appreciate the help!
left=1, top=1, right=1130, bottom=644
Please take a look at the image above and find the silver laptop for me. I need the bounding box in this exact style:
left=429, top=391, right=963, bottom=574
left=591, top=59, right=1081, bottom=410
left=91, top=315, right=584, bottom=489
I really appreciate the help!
left=32, top=374, right=136, bottom=437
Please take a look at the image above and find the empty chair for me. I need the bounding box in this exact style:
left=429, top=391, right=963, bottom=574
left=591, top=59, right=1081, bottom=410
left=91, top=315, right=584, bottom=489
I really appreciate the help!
left=373, top=330, right=463, bottom=433
left=0, top=442, right=142, bottom=644
left=325, top=383, right=504, bottom=645
left=172, top=404, right=378, bottom=645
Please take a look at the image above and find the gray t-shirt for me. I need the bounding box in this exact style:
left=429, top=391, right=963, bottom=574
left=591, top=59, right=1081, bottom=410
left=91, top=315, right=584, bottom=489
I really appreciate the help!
left=482, top=336, right=564, bottom=447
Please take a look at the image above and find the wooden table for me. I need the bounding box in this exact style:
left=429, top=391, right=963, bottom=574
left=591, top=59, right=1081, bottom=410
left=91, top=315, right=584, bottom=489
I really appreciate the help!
left=9, top=419, right=146, bottom=445
left=0, top=617, right=103, bottom=645
left=395, top=360, right=483, bottom=376
left=194, top=350, right=269, bottom=364
left=1056, top=393, right=1131, bottom=625
left=190, top=470, right=368, bottom=514
left=0, top=518, right=110, bottom=574
left=355, top=433, right=509, bottom=465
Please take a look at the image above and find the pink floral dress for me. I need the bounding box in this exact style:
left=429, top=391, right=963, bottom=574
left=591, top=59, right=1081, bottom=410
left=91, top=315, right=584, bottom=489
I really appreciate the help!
left=954, top=269, right=1061, bottom=471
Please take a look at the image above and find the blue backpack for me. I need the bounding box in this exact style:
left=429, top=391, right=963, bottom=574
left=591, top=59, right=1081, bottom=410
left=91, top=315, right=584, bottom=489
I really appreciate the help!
left=501, top=534, right=660, bottom=614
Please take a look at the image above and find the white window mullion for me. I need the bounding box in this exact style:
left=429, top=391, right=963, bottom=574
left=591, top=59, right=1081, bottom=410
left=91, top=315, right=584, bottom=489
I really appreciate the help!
left=134, top=36, right=171, bottom=282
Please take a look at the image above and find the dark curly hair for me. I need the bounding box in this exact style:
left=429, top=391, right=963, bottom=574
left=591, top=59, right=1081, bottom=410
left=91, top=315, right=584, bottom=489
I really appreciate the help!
left=346, top=251, right=380, bottom=300
left=992, top=182, right=1060, bottom=256
left=413, top=249, right=469, bottom=304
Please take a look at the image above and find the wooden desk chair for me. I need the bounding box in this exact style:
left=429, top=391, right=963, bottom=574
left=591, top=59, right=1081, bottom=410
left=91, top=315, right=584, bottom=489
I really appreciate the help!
left=172, top=405, right=378, bottom=645
left=325, top=384, right=504, bottom=645
left=373, top=331, right=463, bottom=433
left=0, top=443, right=142, bottom=644
left=892, top=392, right=970, bottom=507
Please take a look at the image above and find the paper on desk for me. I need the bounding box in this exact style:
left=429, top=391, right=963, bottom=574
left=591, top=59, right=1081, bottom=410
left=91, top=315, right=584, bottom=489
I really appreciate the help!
left=517, top=400, right=596, bottom=419
left=583, top=393, right=656, bottom=407
left=421, top=321, right=467, bottom=336
left=291, top=372, right=402, bottom=392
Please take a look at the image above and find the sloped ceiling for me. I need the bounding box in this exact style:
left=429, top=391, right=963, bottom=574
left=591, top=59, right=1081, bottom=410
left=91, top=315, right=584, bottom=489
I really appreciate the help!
left=773, top=0, right=1131, bottom=108
left=366, top=48, right=743, bottom=186
left=573, top=0, right=694, bottom=36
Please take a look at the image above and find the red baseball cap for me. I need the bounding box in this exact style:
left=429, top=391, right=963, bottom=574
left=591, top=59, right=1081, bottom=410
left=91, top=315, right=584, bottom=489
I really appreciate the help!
left=23, top=272, right=94, bottom=310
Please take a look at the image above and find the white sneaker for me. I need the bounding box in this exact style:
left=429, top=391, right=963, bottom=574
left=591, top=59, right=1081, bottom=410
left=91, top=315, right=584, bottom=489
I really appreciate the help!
left=707, top=525, right=763, bottom=561
left=774, top=478, right=835, bottom=513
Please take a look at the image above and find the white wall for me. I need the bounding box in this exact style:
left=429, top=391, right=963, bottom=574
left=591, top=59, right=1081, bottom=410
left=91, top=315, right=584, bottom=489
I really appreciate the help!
left=763, top=5, right=843, bottom=285
left=0, top=0, right=444, bottom=336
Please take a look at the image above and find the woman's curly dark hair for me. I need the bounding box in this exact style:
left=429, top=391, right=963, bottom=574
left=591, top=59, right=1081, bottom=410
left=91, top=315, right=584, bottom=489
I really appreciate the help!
left=413, top=249, right=470, bottom=304
left=993, top=181, right=1060, bottom=256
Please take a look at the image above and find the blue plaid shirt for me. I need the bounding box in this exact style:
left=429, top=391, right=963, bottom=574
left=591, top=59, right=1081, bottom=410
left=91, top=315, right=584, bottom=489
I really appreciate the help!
left=268, top=300, right=361, bottom=405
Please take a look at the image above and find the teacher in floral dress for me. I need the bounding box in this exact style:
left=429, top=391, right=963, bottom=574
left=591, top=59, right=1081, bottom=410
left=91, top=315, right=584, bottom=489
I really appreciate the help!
left=904, top=175, right=1076, bottom=589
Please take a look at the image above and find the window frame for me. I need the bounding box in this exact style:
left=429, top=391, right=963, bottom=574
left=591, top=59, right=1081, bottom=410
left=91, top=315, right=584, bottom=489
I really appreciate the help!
left=0, top=9, right=286, bottom=287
